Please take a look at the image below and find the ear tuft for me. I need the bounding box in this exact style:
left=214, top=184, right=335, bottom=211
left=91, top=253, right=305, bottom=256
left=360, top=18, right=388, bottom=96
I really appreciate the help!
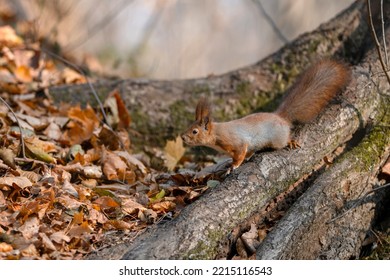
left=195, top=97, right=211, bottom=123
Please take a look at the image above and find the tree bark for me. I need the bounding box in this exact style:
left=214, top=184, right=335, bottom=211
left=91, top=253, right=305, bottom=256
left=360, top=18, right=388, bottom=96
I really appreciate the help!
left=78, top=1, right=390, bottom=260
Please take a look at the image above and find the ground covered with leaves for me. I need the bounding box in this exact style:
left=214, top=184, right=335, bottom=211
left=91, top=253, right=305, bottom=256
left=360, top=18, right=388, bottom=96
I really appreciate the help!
left=0, top=25, right=230, bottom=259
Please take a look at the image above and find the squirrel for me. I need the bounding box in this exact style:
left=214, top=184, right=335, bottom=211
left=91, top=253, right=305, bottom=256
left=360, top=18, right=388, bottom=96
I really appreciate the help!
left=181, top=59, right=351, bottom=170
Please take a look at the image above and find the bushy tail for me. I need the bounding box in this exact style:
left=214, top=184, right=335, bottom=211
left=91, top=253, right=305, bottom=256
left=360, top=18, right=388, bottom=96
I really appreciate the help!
left=276, top=60, right=350, bottom=123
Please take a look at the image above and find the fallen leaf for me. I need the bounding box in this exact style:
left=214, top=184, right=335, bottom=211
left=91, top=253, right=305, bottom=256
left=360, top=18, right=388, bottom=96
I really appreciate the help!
left=62, top=180, right=79, bottom=198
left=61, top=67, right=86, bottom=84
left=150, top=201, right=176, bottom=213
left=39, top=232, right=57, bottom=251
left=241, top=223, right=261, bottom=254
left=83, top=165, right=103, bottom=179
left=113, top=89, right=131, bottom=129
left=20, top=243, right=39, bottom=258
left=138, top=209, right=157, bottom=224
left=164, top=136, right=185, bottom=171
left=121, top=197, right=146, bottom=215
left=104, top=220, right=132, bottom=230
left=87, top=208, right=108, bottom=224
left=115, top=151, right=147, bottom=174
left=43, top=122, right=62, bottom=141
left=14, top=65, right=32, bottom=83
left=0, top=147, right=16, bottom=169
left=61, top=105, right=100, bottom=145
left=24, top=137, right=57, bottom=163
left=18, top=216, right=40, bottom=239
left=102, top=149, right=127, bottom=181
left=0, top=25, right=23, bottom=47
left=93, top=196, right=120, bottom=209
left=381, top=158, right=390, bottom=176
left=0, top=190, right=5, bottom=208
left=0, top=176, right=32, bottom=189
left=0, top=242, right=13, bottom=253
left=50, top=231, right=70, bottom=244
left=72, top=211, right=84, bottom=225
left=68, top=221, right=92, bottom=237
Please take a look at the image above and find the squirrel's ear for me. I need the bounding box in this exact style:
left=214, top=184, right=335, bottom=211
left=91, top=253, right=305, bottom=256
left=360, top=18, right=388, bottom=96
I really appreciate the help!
left=195, top=97, right=211, bottom=122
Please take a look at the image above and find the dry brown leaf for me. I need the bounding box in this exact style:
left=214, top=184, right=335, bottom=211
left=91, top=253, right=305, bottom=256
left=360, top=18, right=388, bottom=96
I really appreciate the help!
left=381, top=158, right=390, bottom=176
left=39, top=232, right=56, bottom=251
left=61, top=67, right=86, bottom=84
left=236, top=238, right=248, bottom=259
left=164, top=136, right=185, bottom=171
left=62, top=180, right=78, bottom=198
left=50, top=231, right=70, bottom=244
left=112, top=89, right=131, bottom=129
left=20, top=243, right=39, bottom=258
left=15, top=113, right=48, bottom=130
left=87, top=208, right=108, bottom=224
left=56, top=196, right=84, bottom=210
left=93, top=196, right=120, bottom=209
left=0, top=242, right=13, bottom=253
left=68, top=221, right=92, bottom=237
left=104, top=220, right=132, bottom=230
left=138, top=209, right=157, bottom=224
left=0, top=147, right=16, bottom=169
left=151, top=201, right=176, bottom=213
left=83, top=165, right=103, bottom=179
left=72, top=211, right=84, bottom=225
left=14, top=65, right=32, bottom=83
left=102, top=149, right=127, bottom=180
left=61, top=105, right=100, bottom=145
left=18, top=169, right=40, bottom=183
left=0, top=190, right=5, bottom=208
left=24, top=136, right=57, bottom=163
left=0, top=25, right=23, bottom=47
left=0, top=176, right=32, bottom=189
left=43, top=122, right=62, bottom=141
left=121, top=197, right=146, bottom=215
left=241, top=223, right=260, bottom=254
left=18, top=216, right=40, bottom=239
left=115, top=151, right=147, bottom=174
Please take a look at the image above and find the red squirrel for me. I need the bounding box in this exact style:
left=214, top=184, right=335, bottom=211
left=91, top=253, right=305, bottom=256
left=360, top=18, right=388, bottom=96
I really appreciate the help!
left=181, top=59, right=350, bottom=170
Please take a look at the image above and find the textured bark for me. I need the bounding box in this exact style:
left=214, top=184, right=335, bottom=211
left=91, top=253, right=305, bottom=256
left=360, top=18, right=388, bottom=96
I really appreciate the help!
left=79, top=1, right=390, bottom=260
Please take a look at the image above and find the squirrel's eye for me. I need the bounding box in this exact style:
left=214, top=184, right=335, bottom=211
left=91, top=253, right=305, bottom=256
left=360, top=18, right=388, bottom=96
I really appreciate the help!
left=192, top=129, right=198, bottom=135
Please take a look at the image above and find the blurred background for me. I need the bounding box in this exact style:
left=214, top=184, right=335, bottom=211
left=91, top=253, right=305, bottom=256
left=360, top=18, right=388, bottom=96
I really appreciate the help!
left=0, top=0, right=354, bottom=79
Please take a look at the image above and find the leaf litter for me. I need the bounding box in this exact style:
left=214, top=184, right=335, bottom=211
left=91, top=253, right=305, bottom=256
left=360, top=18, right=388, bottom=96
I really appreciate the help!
left=0, top=25, right=224, bottom=259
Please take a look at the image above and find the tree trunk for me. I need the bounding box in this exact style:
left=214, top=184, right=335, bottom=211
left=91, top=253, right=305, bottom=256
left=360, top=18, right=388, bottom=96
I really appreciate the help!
left=69, top=0, right=389, bottom=259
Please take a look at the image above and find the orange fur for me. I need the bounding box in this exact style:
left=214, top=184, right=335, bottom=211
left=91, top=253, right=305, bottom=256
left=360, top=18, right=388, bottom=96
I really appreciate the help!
left=181, top=60, right=351, bottom=169
left=276, top=60, right=350, bottom=123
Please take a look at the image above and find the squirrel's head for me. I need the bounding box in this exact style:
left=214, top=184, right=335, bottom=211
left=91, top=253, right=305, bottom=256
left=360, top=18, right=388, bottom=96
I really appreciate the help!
left=181, top=97, right=214, bottom=146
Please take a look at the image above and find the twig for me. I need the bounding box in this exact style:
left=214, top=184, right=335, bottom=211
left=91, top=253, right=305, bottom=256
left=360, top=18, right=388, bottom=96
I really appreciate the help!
left=40, top=47, right=111, bottom=130
left=64, top=0, right=135, bottom=51
left=251, top=0, right=288, bottom=44
left=366, top=0, right=390, bottom=85
left=0, top=96, right=26, bottom=159
left=328, top=183, right=390, bottom=223
left=380, top=0, right=389, bottom=67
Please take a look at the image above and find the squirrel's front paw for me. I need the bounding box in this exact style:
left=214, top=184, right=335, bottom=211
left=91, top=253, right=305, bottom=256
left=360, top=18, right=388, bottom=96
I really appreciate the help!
left=287, top=139, right=301, bottom=149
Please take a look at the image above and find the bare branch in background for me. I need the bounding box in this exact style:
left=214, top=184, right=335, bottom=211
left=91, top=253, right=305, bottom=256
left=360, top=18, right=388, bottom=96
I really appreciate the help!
left=380, top=0, right=389, bottom=67
left=64, top=0, right=135, bottom=52
left=40, top=47, right=111, bottom=129
left=366, top=0, right=390, bottom=85
left=251, top=0, right=288, bottom=44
